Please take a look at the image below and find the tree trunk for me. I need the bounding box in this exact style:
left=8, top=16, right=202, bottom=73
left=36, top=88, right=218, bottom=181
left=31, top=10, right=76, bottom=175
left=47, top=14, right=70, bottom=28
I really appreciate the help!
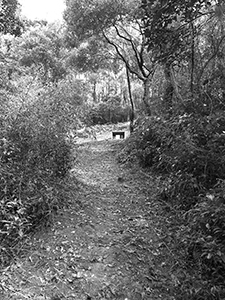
left=143, top=77, right=152, bottom=115
left=162, top=61, right=174, bottom=115
left=126, top=66, right=135, bottom=133
left=190, top=21, right=195, bottom=99
left=170, top=67, right=183, bottom=103
left=92, top=80, right=97, bottom=102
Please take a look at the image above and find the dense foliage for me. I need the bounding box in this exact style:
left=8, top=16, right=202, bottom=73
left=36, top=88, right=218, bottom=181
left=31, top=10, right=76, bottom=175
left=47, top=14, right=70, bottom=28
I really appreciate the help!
left=119, top=113, right=225, bottom=297
left=118, top=2, right=225, bottom=298
left=141, top=0, right=212, bottom=63
left=119, top=113, right=225, bottom=204
left=0, top=86, right=78, bottom=265
left=0, top=0, right=23, bottom=36
left=0, top=22, right=86, bottom=265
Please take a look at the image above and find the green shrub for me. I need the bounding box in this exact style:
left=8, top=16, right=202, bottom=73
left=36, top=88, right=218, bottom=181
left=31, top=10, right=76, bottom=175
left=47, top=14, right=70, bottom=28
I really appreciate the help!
left=118, top=112, right=225, bottom=298
left=0, top=119, right=72, bottom=240
left=119, top=113, right=225, bottom=208
left=160, top=172, right=204, bottom=209
left=0, top=96, right=75, bottom=266
left=175, top=186, right=225, bottom=299
left=117, top=116, right=162, bottom=165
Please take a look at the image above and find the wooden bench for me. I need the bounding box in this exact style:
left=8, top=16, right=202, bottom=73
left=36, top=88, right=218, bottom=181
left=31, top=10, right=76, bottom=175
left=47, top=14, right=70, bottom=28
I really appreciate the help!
left=112, top=131, right=125, bottom=139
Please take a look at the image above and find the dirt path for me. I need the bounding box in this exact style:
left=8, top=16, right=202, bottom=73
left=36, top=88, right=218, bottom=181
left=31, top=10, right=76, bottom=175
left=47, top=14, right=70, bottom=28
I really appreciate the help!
left=0, top=139, right=175, bottom=300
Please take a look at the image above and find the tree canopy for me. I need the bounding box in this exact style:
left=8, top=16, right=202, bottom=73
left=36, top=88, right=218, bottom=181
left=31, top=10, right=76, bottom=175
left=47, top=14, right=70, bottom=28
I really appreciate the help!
left=141, top=0, right=213, bottom=63
left=0, top=0, right=23, bottom=36
left=64, top=0, right=155, bottom=114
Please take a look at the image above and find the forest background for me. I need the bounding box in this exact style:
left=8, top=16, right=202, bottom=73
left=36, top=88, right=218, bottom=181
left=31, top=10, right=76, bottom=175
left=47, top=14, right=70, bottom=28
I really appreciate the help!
left=0, top=0, right=225, bottom=299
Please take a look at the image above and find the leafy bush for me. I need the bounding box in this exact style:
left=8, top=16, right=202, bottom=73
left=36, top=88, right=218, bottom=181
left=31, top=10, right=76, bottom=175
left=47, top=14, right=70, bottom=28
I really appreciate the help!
left=118, top=112, right=225, bottom=298
left=0, top=91, right=75, bottom=266
left=175, top=186, right=225, bottom=299
left=0, top=119, right=71, bottom=241
left=119, top=113, right=225, bottom=208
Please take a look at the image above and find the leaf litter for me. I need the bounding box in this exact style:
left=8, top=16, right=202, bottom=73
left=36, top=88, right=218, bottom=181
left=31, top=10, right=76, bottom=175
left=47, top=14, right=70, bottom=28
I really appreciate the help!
left=0, top=133, right=179, bottom=300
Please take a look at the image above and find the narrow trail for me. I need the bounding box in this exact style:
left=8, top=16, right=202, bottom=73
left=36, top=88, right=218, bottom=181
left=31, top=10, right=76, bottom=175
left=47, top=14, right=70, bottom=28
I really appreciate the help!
left=0, top=139, right=175, bottom=300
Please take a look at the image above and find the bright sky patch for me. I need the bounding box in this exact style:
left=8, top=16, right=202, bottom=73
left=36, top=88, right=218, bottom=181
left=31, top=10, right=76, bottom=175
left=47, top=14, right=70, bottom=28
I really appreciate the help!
left=18, top=0, right=66, bottom=22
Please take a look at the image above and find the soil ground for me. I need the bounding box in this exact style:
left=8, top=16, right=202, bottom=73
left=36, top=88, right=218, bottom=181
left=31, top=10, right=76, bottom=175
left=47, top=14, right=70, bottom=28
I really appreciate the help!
left=0, top=133, right=177, bottom=300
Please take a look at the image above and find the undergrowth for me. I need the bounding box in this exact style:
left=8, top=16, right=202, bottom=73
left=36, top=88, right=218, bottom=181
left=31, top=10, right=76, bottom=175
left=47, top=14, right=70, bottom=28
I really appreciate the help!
left=118, top=112, right=225, bottom=299
left=0, top=98, right=75, bottom=267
